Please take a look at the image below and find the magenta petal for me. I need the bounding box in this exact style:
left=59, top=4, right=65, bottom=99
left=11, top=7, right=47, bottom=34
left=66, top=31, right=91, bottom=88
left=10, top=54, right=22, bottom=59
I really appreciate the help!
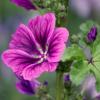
left=11, top=0, right=36, bottom=10
left=2, top=49, right=40, bottom=75
left=9, top=24, right=40, bottom=55
left=47, top=62, right=58, bottom=72
left=22, top=62, right=58, bottom=80
left=28, top=13, right=56, bottom=51
left=48, top=28, right=69, bottom=62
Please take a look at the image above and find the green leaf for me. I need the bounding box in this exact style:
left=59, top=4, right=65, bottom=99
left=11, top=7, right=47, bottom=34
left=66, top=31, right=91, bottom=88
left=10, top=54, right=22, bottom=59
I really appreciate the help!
left=90, top=44, right=100, bottom=91
left=91, top=34, right=100, bottom=54
left=80, top=20, right=96, bottom=33
left=80, top=21, right=95, bottom=33
left=90, top=63, right=100, bottom=91
left=69, top=21, right=100, bottom=89
left=79, top=20, right=100, bottom=39
left=70, top=60, right=90, bottom=85
left=62, top=44, right=85, bottom=61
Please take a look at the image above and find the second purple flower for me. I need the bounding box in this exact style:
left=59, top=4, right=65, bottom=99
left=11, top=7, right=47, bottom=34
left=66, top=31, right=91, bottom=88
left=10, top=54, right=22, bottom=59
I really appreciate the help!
left=11, top=0, right=36, bottom=10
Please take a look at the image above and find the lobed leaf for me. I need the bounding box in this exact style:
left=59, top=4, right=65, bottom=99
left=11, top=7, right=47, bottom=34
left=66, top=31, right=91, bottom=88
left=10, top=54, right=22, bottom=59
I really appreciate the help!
left=62, top=44, right=85, bottom=61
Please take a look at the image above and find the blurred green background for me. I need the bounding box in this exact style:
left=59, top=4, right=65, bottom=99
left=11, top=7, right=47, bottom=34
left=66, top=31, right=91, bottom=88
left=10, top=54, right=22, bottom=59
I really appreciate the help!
left=0, top=0, right=100, bottom=100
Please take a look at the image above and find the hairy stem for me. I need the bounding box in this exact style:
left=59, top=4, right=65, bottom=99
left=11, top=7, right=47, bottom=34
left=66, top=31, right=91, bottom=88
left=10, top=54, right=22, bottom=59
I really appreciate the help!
left=56, top=71, right=65, bottom=100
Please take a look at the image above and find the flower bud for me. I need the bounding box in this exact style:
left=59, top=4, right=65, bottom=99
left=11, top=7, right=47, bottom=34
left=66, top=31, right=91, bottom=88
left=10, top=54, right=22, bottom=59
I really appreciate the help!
left=87, top=26, right=97, bottom=43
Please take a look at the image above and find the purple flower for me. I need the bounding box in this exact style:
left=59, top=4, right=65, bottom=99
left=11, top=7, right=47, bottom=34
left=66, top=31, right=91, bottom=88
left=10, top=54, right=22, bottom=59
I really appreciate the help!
left=95, top=95, right=100, bottom=100
left=70, top=0, right=100, bottom=18
left=81, top=75, right=100, bottom=100
left=87, top=26, right=97, bottom=43
left=16, top=78, right=40, bottom=95
left=2, top=13, right=69, bottom=80
left=11, top=0, right=36, bottom=10
left=70, top=0, right=91, bottom=18
left=64, top=74, right=70, bottom=82
left=43, top=81, right=48, bottom=86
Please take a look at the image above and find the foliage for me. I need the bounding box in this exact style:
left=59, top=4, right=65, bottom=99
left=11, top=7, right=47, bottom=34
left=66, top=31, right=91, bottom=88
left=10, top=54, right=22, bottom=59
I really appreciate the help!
left=1, top=0, right=100, bottom=100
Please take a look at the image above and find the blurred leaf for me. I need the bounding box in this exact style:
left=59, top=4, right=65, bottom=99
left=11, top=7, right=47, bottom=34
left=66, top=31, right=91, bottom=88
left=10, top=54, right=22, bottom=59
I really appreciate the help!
left=91, top=28, right=100, bottom=53
left=90, top=63, right=100, bottom=92
left=92, top=43, right=100, bottom=91
left=80, top=20, right=100, bottom=35
left=80, top=21, right=94, bottom=33
left=70, top=42, right=100, bottom=91
left=70, top=60, right=90, bottom=85
left=62, top=44, right=85, bottom=61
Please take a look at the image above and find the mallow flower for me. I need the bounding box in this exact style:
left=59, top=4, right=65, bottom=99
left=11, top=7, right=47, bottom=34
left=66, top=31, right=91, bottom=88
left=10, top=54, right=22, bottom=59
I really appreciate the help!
left=16, top=77, right=40, bottom=95
left=11, top=0, right=36, bottom=10
left=2, top=13, right=69, bottom=80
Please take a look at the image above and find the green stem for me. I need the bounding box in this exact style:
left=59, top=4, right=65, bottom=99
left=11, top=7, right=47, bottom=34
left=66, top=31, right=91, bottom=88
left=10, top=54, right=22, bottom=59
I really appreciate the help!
left=56, top=71, right=65, bottom=100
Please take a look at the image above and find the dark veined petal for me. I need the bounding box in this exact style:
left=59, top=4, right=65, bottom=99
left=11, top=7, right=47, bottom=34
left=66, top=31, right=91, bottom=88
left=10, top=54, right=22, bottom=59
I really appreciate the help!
left=47, top=28, right=69, bottom=62
left=2, top=49, right=40, bottom=76
left=11, top=0, right=36, bottom=10
left=22, top=61, right=58, bottom=80
left=16, top=80, right=35, bottom=95
left=28, top=13, right=56, bottom=51
left=16, top=79, right=40, bottom=95
left=9, top=24, right=40, bottom=55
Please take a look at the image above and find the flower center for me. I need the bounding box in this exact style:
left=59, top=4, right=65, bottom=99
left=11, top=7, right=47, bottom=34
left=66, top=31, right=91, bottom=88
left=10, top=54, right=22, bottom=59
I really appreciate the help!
left=41, top=53, right=47, bottom=60
left=36, top=52, right=47, bottom=64
left=36, top=45, right=48, bottom=64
